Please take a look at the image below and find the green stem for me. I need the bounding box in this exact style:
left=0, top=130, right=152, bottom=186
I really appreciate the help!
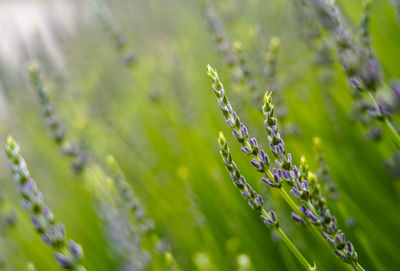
left=75, top=265, right=87, bottom=271
left=261, top=210, right=315, bottom=271
left=355, top=262, right=366, bottom=271
left=384, top=118, right=400, bottom=146
left=366, top=92, right=400, bottom=146
left=279, top=188, right=300, bottom=212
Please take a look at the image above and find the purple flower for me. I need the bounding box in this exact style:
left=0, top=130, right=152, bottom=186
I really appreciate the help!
left=54, top=253, right=74, bottom=269
left=291, top=212, right=305, bottom=225
left=69, top=240, right=84, bottom=261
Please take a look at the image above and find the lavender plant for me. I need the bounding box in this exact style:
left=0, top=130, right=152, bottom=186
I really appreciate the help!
left=107, top=156, right=179, bottom=271
left=207, top=65, right=364, bottom=270
left=29, top=65, right=151, bottom=270
left=200, top=0, right=256, bottom=96
left=359, top=0, right=372, bottom=56
left=305, top=0, right=400, bottom=146
left=29, top=65, right=87, bottom=173
left=90, top=0, right=137, bottom=67
left=29, top=63, right=179, bottom=270
left=4, top=136, right=86, bottom=271
left=218, top=132, right=316, bottom=271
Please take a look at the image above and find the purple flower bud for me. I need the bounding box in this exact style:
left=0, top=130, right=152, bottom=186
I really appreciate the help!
left=240, top=123, right=248, bottom=137
left=273, top=173, right=281, bottom=184
left=269, top=143, right=277, bottom=154
left=260, top=215, right=274, bottom=227
left=293, top=165, right=299, bottom=178
left=69, top=240, right=84, bottom=261
left=56, top=223, right=65, bottom=239
left=359, top=59, right=381, bottom=91
left=262, top=218, right=274, bottom=226
left=278, top=143, right=285, bottom=153
left=54, top=253, right=74, bottom=268
left=326, top=236, right=336, bottom=247
left=332, top=222, right=338, bottom=232
left=275, top=159, right=282, bottom=168
left=305, top=210, right=319, bottom=224
left=22, top=199, right=32, bottom=210
left=248, top=199, right=257, bottom=209
left=256, top=194, right=263, bottom=204
left=41, top=233, right=52, bottom=245
left=290, top=187, right=301, bottom=198
left=225, top=117, right=234, bottom=127
left=232, top=129, right=241, bottom=140
left=291, top=212, right=305, bottom=225
left=365, top=126, right=382, bottom=141
left=334, top=250, right=347, bottom=261
left=232, top=112, right=240, bottom=126
left=261, top=177, right=270, bottom=184
left=42, top=207, right=54, bottom=223
left=260, top=150, right=270, bottom=166
left=298, top=205, right=307, bottom=215
left=31, top=215, right=42, bottom=231
left=249, top=137, right=258, bottom=148
left=392, top=82, right=400, bottom=100
left=241, top=190, right=250, bottom=199
left=240, top=146, right=251, bottom=155
left=336, top=230, right=345, bottom=246
left=346, top=241, right=355, bottom=256
left=349, top=77, right=362, bottom=90
left=251, top=159, right=260, bottom=168
left=268, top=210, right=277, bottom=222
left=302, top=181, right=309, bottom=192
left=262, top=177, right=280, bottom=188
left=282, top=170, right=289, bottom=179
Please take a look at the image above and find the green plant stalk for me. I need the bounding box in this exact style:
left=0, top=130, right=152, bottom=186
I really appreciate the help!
left=260, top=210, right=316, bottom=271
left=277, top=240, right=300, bottom=271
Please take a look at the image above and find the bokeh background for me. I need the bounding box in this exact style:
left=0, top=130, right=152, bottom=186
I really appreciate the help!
left=0, top=0, right=400, bottom=270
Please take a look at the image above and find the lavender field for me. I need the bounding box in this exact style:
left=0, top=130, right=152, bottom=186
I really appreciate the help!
left=1, top=0, right=400, bottom=270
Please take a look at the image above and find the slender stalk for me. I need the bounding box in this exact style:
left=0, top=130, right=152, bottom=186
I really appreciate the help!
left=275, top=229, right=315, bottom=271
left=75, top=266, right=87, bottom=271
left=353, top=262, right=365, bottom=271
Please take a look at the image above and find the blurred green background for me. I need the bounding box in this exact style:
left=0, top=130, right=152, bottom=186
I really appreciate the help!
left=0, top=0, right=400, bottom=270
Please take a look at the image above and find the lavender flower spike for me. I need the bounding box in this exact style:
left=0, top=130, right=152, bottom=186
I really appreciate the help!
left=217, top=132, right=316, bottom=271
left=28, top=64, right=87, bottom=173
left=305, top=0, right=400, bottom=146
left=207, top=65, right=363, bottom=270
left=263, top=94, right=364, bottom=270
left=5, top=136, right=86, bottom=271
left=90, top=0, right=137, bottom=67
